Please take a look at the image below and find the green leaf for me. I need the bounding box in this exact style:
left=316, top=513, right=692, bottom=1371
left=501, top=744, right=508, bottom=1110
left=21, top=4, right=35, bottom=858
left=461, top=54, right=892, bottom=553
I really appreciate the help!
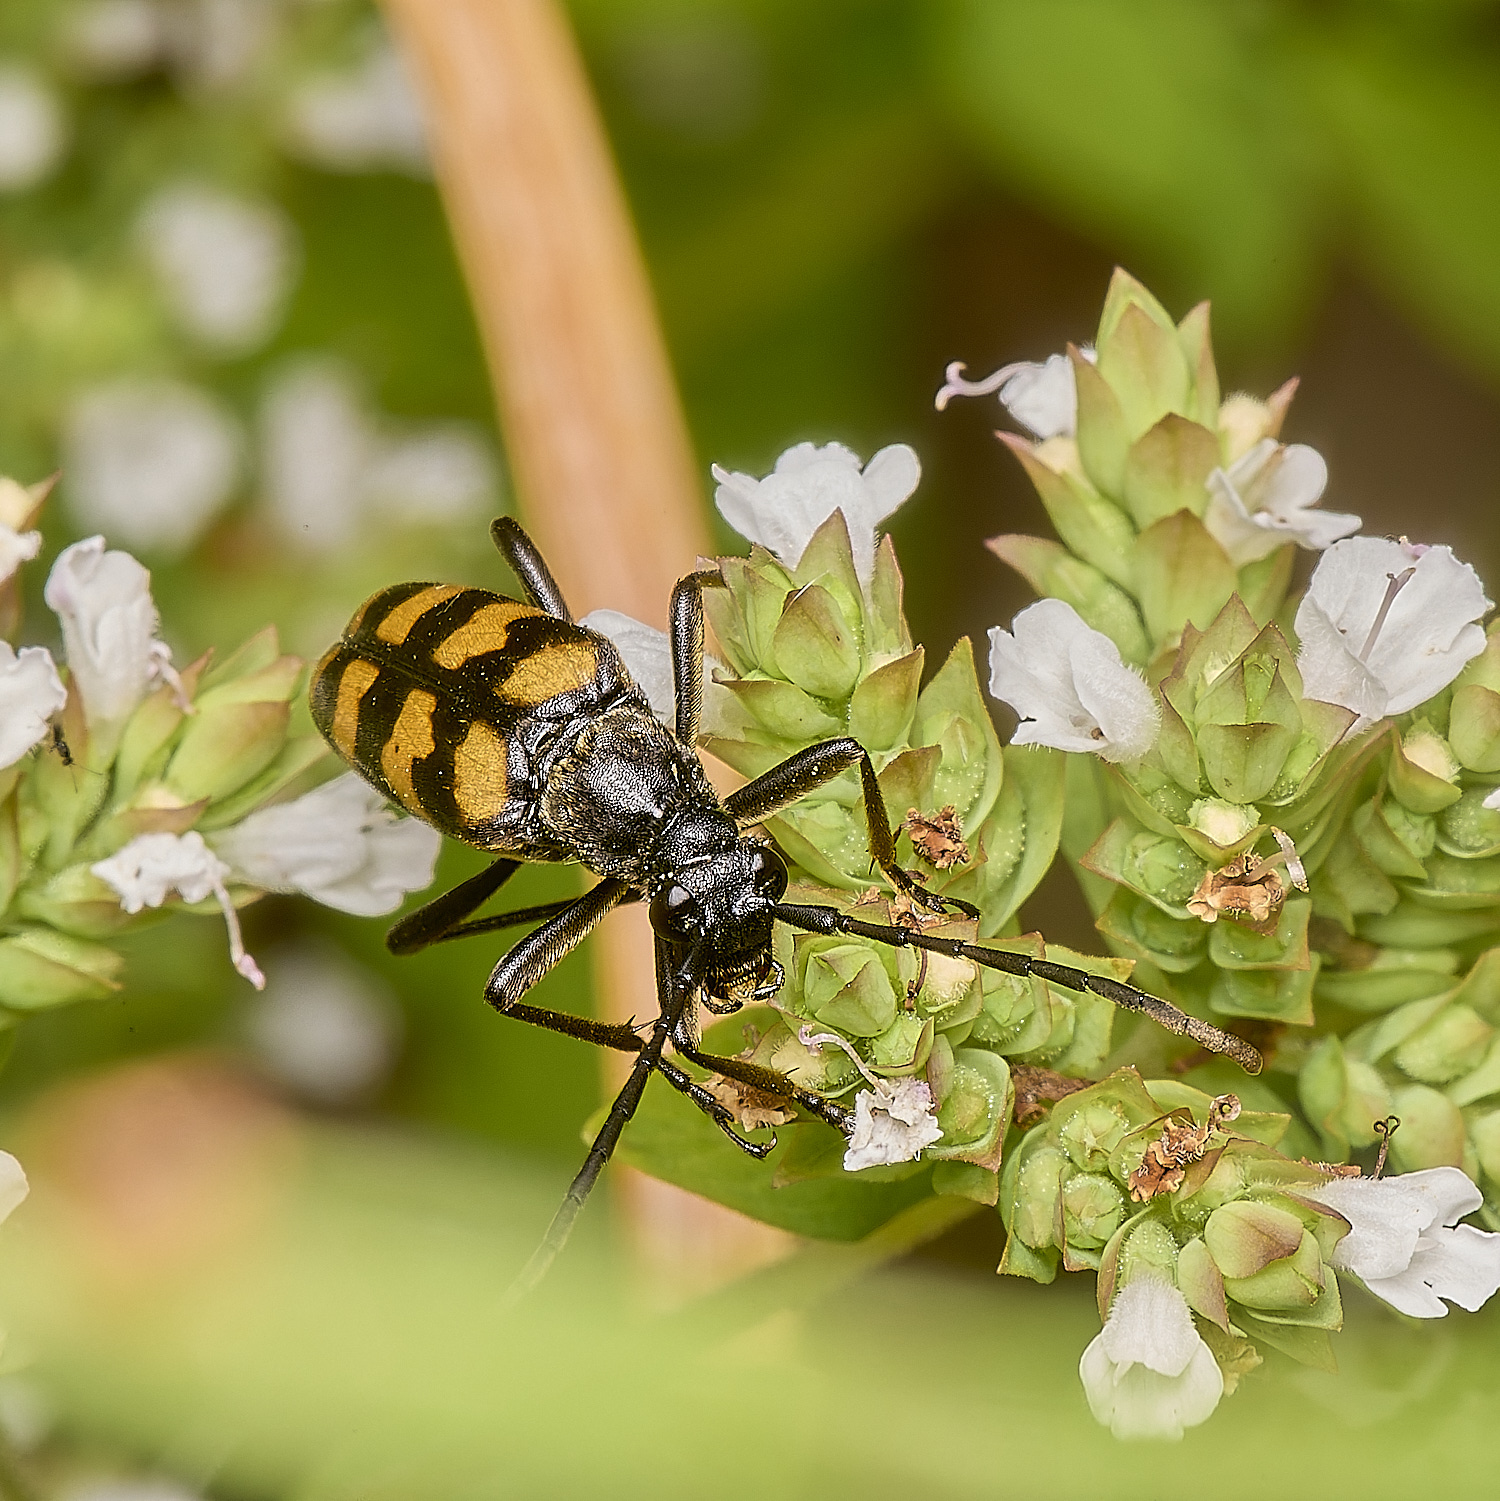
left=616, top=1076, right=934, bottom=1241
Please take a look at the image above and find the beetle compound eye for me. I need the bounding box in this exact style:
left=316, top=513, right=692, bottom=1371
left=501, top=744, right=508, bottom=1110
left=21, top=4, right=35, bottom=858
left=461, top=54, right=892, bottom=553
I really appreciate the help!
left=649, top=882, right=700, bottom=938
left=749, top=844, right=788, bottom=903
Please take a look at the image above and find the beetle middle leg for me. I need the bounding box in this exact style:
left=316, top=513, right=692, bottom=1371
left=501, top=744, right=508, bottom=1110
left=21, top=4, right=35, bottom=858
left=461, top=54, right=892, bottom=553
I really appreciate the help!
left=723, top=738, right=976, bottom=919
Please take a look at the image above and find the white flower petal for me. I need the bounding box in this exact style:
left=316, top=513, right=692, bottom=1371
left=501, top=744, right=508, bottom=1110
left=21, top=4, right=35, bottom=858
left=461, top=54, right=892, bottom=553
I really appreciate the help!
left=1314, top=1166, right=1500, bottom=1318
left=1485, top=787, right=1500, bottom=812
left=0, top=523, right=40, bottom=584
left=210, top=773, right=441, bottom=917
left=842, top=1078, right=941, bottom=1170
left=1296, top=538, right=1491, bottom=724
left=712, top=440, right=919, bottom=585
left=999, top=353, right=1079, bottom=440
left=0, top=1152, right=28, bottom=1225
left=988, top=599, right=1157, bottom=762
left=1079, top=1276, right=1223, bottom=1440
left=580, top=610, right=674, bottom=725
left=0, top=644, right=66, bottom=770
left=1204, top=440, right=1359, bottom=567
left=44, top=536, right=172, bottom=731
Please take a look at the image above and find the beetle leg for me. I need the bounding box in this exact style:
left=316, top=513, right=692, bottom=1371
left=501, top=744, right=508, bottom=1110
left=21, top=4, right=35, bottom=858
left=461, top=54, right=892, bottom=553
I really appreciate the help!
left=668, top=566, right=726, bottom=746
left=504, top=934, right=697, bottom=1303
left=655, top=1058, right=775, bottom=1159
left=723, top=738, right=973, bottom=917
left=490, top=516, right=574, bottom=621
left=772, top=901, right=1265, bottom=1076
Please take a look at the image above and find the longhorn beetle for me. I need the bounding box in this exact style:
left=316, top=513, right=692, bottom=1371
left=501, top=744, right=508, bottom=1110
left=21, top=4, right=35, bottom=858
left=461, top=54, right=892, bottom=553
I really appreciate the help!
left=310, top=519, right=1262, bottom=1293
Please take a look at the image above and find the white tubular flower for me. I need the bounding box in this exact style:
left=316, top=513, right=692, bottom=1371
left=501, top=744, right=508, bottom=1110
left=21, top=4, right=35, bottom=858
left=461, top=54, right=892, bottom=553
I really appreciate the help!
left=92, top=831, right=264, bottom=988
left=935, top=351, right=1085, bottom=440
left=1079, top=1274, right=1224, bottom=1440
left=988, top=599, right=1159, bottom=762
left=798, top=1026, right=943, bottom=1169
left=0, top=66, right=67, bottom=192
left=712, top=440, right=920, bottom=586
left=1295, top=537, right=1491, bottom=726
left=209, top=773, right=441, bottom=917
left=137, top=183, right=297, bottom=353
left=0, top=1151, right=26, bottom=1225
left=285, top=38, right=430, bottom=176
left=64, top=380, right=242, bottom=555
left=0, top=475, right=41, bottom=584
left=1311, top=1166, right=1500, bottom=1318
left=44, top=536, right=175, bottom=732
left=0, top=644, right=66, bottom=770
left=1204, top=439, right=1360, bottom=566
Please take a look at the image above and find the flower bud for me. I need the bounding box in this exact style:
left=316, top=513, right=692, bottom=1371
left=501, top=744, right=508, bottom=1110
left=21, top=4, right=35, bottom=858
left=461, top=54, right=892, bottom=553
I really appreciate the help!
left=1204, top=1199, right=1306, bottom=1280
left=1221, top=1226, right=1324, bottom=1311
left=1058, top=1099, right=1135, bottom=1173
left=929, top=1048, right=1013, bottom=1166
left=847, top=648, right=923, bottom=751
left=1389, top=724, right=1464, bottom=813
left=1449, top=685, right=1500, bottom=774
left=1062, top=1171, right=1127, bottom=1248
left=1394, top=1003, right=1494, bottom=1084
left=0, top=926, right=123, bottom=1009
left=800, top=941, right=897, bottom=1037
left=166, top=643, right=303, bottom=804
left=1438, top=788, right=1500, bottom=858
left=770, top=581, right=860, bottom=701
left=1389, top=1083, right=1466, bottom=1171
left=1009, top=1139, right=1066, bottom=1250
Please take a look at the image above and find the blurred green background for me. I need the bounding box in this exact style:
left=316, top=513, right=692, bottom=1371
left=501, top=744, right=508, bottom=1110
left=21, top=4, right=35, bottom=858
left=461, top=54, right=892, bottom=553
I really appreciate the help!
left=1, top=0, right=1500, bottom=1493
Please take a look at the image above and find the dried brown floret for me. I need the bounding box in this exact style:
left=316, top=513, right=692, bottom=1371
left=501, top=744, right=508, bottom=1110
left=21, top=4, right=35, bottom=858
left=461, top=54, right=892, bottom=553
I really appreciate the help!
left=1128, top=1094, right=1241, bottom=1201
left=903, top=804, right=971, bottom=870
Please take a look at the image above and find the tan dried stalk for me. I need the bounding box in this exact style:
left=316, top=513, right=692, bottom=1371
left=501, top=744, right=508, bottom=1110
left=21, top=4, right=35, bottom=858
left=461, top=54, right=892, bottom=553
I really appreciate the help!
left=380, top=0, right=790, bottom=1288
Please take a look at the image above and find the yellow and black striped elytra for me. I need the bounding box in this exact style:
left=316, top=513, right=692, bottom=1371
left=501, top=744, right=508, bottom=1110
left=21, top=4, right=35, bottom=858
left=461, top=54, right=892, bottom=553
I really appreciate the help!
left=310, top=517, right=1262, bottom=1298
left=311, top=582, right=640, bottom=858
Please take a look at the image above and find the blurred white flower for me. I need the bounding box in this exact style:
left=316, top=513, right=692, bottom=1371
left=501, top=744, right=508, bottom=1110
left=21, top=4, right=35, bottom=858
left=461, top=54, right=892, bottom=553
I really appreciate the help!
left=64, top=379, right=242, bottom=554
left=0, top=644, right=67, bottom=770
left=137, top=182, right=297, bottom=352
left=1079, top=1274, right=1223, bottom=1440
left=0, top=1152, right=26, bottom=1225
left=1295, top=537, right=1491, bottom=726
left=713, top=441, right=919, bottom=586
left=362, top=427, right=495, bottom=523
left=843, top=1077, right=942, bottom=1170
left=285, top=37, right=428, bottom=174
left=260, top=362, right=371, bottom=549
left=63, top=1480, right=202, bottom=1501
left=247, top=943, right=400, bottom=1104
left=92, top=830, right=264, bottom=987
left=1485, top=787, right=1500, bottom=812
left=260, top=361, right=493, bottom=548
left=171, top=0, right=278, bottom=93
left=988, top=598, right=1158, bottom=762
left=44, top=536, right=175, bottom=734
left=0, top=65, right=67, bottom=192
left=1313, top=1166, right=1500, bottom=1318
left=936, top=349, right=1094, bottom=441
left=210, top=772, right=441, bottom=916
left=1204, top=439, right=1359, bottom=566
left=0, top=1376, right=52, bottom=1453
left=63, top=0, right=169, bottom=79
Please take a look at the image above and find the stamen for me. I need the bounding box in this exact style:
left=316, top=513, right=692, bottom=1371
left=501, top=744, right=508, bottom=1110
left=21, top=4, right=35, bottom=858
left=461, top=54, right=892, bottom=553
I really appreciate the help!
left=798, top=1025, right=882, bottom=1090
left=148, top=641, right=194, bottom=712
left=934, top=360, right=1026, bottom=412
left=209, top=874, right=265, bottom=990
left=1357, top=568, right=1416, bottom=662
left=1269, top=827, right=1308, bottom=891
left=1372, top=1114, right=1401, bottom=1179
